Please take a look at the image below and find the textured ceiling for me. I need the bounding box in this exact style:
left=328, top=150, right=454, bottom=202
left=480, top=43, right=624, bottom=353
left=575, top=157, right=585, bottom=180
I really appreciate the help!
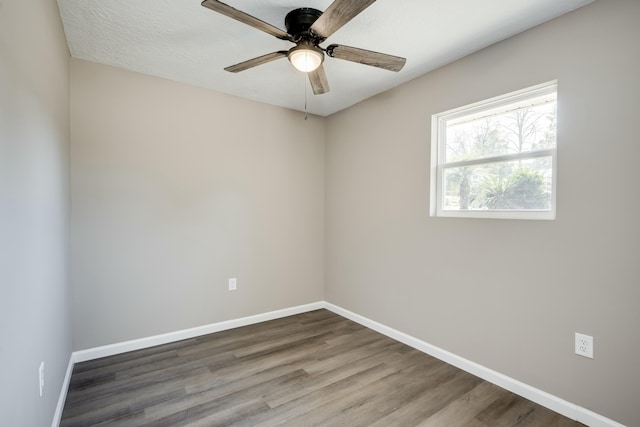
left=57, top=0, right=593, bottom=116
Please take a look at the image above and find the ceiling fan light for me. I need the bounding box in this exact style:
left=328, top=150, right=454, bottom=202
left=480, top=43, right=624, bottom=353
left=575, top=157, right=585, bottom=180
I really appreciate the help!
left=288, top=45, right=324, bottom=72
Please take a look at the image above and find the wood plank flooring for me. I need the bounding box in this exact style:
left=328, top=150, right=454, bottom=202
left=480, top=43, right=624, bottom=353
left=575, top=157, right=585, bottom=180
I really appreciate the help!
left=61, top=309, right=585, bottom=426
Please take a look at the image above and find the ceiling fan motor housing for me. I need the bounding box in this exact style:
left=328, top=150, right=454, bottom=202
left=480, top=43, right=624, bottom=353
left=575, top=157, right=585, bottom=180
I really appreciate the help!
left=285, top=8, right=323, bottom=40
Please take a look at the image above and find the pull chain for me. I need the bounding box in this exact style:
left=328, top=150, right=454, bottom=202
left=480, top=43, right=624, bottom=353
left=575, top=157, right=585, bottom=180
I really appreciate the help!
left=304, top=73, right=308, bottom=121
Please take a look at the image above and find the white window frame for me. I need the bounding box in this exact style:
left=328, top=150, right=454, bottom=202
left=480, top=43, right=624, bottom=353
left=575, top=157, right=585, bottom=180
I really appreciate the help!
left=430, top=81, right=558, bottom=220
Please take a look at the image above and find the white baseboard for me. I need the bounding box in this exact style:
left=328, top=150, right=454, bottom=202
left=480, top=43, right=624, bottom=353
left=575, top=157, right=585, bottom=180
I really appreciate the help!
left=72, top=301, right=324, bottom=363
left=53, top=300, right=624, bottom=427
left=322, top=302, right=625, bottom=427
left=576, top=407, right=626, bottom=427
left=51, top=354, right=74, bottom=427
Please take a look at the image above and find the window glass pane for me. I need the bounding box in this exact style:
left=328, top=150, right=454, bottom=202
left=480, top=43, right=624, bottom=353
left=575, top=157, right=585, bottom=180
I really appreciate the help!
left=445, top=99, right=556, bottom=163
left=442, top=157, right=553, bottom=211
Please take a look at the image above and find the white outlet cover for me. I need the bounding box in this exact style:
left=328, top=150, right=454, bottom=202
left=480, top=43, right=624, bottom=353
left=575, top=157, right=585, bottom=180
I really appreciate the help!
left=228, top=278, right=237, bottom=291
left=575, top=333, right=593, bottom=358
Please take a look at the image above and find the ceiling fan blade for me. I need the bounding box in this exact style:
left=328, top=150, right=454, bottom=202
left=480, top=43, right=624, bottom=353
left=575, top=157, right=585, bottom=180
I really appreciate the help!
left=327, top=44, right=406, bottom=72
left=201, top=0, right=291, bottom=41
left=225, top=51, right=288, bottom=73
left=308, top=64, right=330, bottom=95
left=310, top=0, right=377, bottom=40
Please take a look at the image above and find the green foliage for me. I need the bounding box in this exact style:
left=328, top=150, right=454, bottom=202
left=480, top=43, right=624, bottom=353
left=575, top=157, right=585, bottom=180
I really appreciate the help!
left=479, top=169, right=549, bottom=209
left=443, top=101, right=556, bottom=211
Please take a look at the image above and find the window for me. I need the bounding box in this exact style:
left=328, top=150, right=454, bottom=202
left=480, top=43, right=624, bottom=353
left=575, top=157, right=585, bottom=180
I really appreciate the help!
left=431, top=81, right=557, bottom=220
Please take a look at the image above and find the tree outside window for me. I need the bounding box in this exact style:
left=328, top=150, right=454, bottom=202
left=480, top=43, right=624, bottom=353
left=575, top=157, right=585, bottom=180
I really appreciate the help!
left=432, top=82, right=557, bottom=220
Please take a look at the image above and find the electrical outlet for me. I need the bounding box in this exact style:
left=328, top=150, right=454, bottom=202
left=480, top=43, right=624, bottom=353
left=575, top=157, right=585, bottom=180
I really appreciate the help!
left=228, top=277, right=237, bottom=291
left=575, top=333, right=593, bottom=358
left=39, top=362, right=45, bottom=397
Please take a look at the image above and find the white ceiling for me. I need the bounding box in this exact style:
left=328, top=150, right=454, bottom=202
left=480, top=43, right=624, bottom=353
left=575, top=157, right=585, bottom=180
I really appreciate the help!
left=57, top=0, right=593, bottom=116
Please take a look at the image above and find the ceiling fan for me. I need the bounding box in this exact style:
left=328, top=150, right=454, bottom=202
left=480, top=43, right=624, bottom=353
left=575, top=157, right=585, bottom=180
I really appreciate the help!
left=201, top=0, right=406, bottom=95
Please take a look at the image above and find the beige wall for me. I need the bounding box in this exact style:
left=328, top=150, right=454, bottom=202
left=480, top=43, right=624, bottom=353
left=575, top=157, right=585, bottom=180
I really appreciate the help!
left=325, top=1, right=640, bottom=425
left=70, top=59, right=325, bottom=350
left=0, top=0, right=71, bottom=425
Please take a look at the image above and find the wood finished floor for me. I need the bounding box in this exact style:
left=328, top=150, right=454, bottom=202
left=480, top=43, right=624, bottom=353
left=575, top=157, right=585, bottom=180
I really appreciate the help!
left=61, top=309, right=585, bottom=426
